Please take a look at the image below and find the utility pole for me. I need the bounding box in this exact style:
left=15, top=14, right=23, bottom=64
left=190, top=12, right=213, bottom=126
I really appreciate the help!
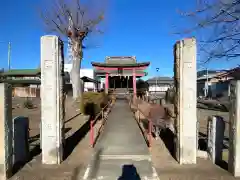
left=8, top=42, right=11, bottom=70
left=206, top=68, right=209, bottom=98
left=156, top=68, right=159, bottom=96
left=0, top=41, right=11, bottom=70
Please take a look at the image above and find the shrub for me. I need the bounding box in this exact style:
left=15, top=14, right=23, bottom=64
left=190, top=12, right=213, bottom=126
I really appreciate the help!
left=23, top=98, right=34, bottom=109
left=80, top=92, right=109, bottom=117
left=165, top=88, right=175, bottom=104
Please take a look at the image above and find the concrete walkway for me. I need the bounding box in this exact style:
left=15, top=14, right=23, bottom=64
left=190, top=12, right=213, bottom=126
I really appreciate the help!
left=79, top=100, right=159, bottom=180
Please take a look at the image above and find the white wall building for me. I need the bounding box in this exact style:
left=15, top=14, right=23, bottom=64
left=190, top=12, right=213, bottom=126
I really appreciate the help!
left=64, top=63, right=100, bottom=91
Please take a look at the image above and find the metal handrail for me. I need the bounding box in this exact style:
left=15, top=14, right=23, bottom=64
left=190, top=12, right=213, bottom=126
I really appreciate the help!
left=90, top=100, right=114, bottom=147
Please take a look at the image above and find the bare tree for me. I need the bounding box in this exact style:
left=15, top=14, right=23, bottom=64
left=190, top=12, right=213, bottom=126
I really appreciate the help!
left=176, top=0, right=240, bottom=63
left=40, top=0, right=106, bottom=100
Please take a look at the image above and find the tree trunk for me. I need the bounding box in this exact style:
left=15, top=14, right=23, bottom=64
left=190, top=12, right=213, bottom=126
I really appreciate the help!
left=70, top=39, right=83, bottom=100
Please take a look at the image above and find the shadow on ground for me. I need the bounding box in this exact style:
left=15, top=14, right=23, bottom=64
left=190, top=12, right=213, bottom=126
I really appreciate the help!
left=12, top=127, right=72, bottom=175
left=159, top=129, right=176, bottom=160
left=197, top=132, right=229, bottom=171
left=63, top=119, right=91, bottom=160
left=118, top=164, right=141, bottom=180
left=197, top=102, right=229, bottom=112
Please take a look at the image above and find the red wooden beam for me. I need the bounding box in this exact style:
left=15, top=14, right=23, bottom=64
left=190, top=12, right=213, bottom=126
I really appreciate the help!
left=93, top=66, right=148, bottom=71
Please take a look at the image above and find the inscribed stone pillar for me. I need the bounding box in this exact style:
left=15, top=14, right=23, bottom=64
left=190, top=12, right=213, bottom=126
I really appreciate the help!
left=228, top=80, right=240, bottom=177
left=174, top=38, right=197, bottom=164
left=105, top=73, right=109, bottom=94
left=41, top=35, right=65, bottom=164
left=207, top=116, right=225, bottom=164
left=0, top=83, right=13, bottom=179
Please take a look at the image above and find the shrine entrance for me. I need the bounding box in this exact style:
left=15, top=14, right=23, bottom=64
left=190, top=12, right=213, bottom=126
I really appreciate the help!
left=91, top=56, right=150, bottom=95
left=109, top=76, right=133, bottom=89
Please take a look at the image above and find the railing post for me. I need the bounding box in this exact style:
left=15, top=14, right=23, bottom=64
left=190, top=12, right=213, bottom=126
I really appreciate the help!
left=90, top=119, right=94, bottom=147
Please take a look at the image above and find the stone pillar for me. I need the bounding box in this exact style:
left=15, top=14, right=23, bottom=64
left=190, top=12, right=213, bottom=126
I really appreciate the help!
left=105, top=73, right=109, bottom=94
left=41, top=35, right=65, bottom=164
left=228, top=80, right=240, bottom=177
left=174, top=38, right=197, bottom=164
left=133, top=69, right=136, bottom=96
left=0, top=83, right=13, bottom=179
left=207, top=116, right=225, bottom=164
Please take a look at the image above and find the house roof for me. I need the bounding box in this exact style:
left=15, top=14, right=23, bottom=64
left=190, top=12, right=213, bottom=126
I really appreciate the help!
left=197, top=70, right=226, bottom=78
left=0, top=79, right=41, bottom=85
left=197, top=74, right=218, bottom=81
left=197, top=66, right=240, bottom=81
left=105, top=56, right=137, bottom=64
left=1, top=69, right=41, bottom=77
left=216, top=66, right=240, bottom=79
left=147, top=76, right=173, bottom=82
left=81, top=76, right=100, bottom=84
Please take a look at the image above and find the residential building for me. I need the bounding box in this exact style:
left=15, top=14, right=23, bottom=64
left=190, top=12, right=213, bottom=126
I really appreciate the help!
left=197, top=66, right=240, bottom=99
left=147, top=77, right=174, bottom=93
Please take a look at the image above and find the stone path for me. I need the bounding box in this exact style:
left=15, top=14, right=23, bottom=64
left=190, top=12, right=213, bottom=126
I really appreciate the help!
left=78, top=100, right=159, bottom=180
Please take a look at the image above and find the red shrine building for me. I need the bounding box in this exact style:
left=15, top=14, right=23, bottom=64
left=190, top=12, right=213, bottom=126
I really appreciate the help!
left=91, top=56, right=150, bottom=94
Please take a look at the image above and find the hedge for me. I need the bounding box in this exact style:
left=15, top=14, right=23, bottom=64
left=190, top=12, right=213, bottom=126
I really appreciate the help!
left=80, top=92, right=110, bottom=117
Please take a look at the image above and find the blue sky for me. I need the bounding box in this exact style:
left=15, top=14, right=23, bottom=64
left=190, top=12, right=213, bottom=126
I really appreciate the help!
left=0, top=0, right=239, bottom=79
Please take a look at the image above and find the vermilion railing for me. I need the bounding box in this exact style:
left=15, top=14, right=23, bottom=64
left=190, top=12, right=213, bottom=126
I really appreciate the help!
left=129, top=97, right=153, bottom=148
left=90, top=100, right=113, bottom=148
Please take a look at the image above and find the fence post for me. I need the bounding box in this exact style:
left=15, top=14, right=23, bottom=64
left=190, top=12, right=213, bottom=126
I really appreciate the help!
left=207, top=116, right=225, bottom=164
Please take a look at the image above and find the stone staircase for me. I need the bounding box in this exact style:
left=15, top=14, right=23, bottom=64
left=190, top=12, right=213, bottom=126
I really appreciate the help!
left=111, top=88, right=130, bottom=99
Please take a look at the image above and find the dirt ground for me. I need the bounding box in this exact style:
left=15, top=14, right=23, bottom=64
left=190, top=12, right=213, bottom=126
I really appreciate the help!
left=10, top=97, right=238, bottom=180
left=150, top=103, right=238, bottom=180
left=10, top=97, right=102, bottom=180
left=151, top=137, right=239, bottom=180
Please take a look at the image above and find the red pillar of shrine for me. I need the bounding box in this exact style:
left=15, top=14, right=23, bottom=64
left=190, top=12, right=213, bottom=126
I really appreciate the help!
left=133, top=69, right=136, bottom=96
left=105, top=73, right=109, bottom=94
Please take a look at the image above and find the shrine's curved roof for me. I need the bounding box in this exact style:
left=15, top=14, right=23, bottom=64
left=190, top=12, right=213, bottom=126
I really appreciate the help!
left=91, top=62, right=150, bottom=68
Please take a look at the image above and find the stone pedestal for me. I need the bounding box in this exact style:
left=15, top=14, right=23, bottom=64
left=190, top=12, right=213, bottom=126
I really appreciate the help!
left=228, top=80, right=240, bottom=177
left=160, top=98, right=165, bottom=106
left=41, top=35, right=65, bottom=164
left=207, top=116, right=225, bottom=164
left=0, top=83, right=13, bottom=179
left=174, top=38, right=197, bottom=164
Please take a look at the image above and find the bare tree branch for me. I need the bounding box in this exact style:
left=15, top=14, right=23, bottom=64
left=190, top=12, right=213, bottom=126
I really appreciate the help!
left=175, top=0, right=240, bottom=62
left=39, top=0, right=107, bottom=99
